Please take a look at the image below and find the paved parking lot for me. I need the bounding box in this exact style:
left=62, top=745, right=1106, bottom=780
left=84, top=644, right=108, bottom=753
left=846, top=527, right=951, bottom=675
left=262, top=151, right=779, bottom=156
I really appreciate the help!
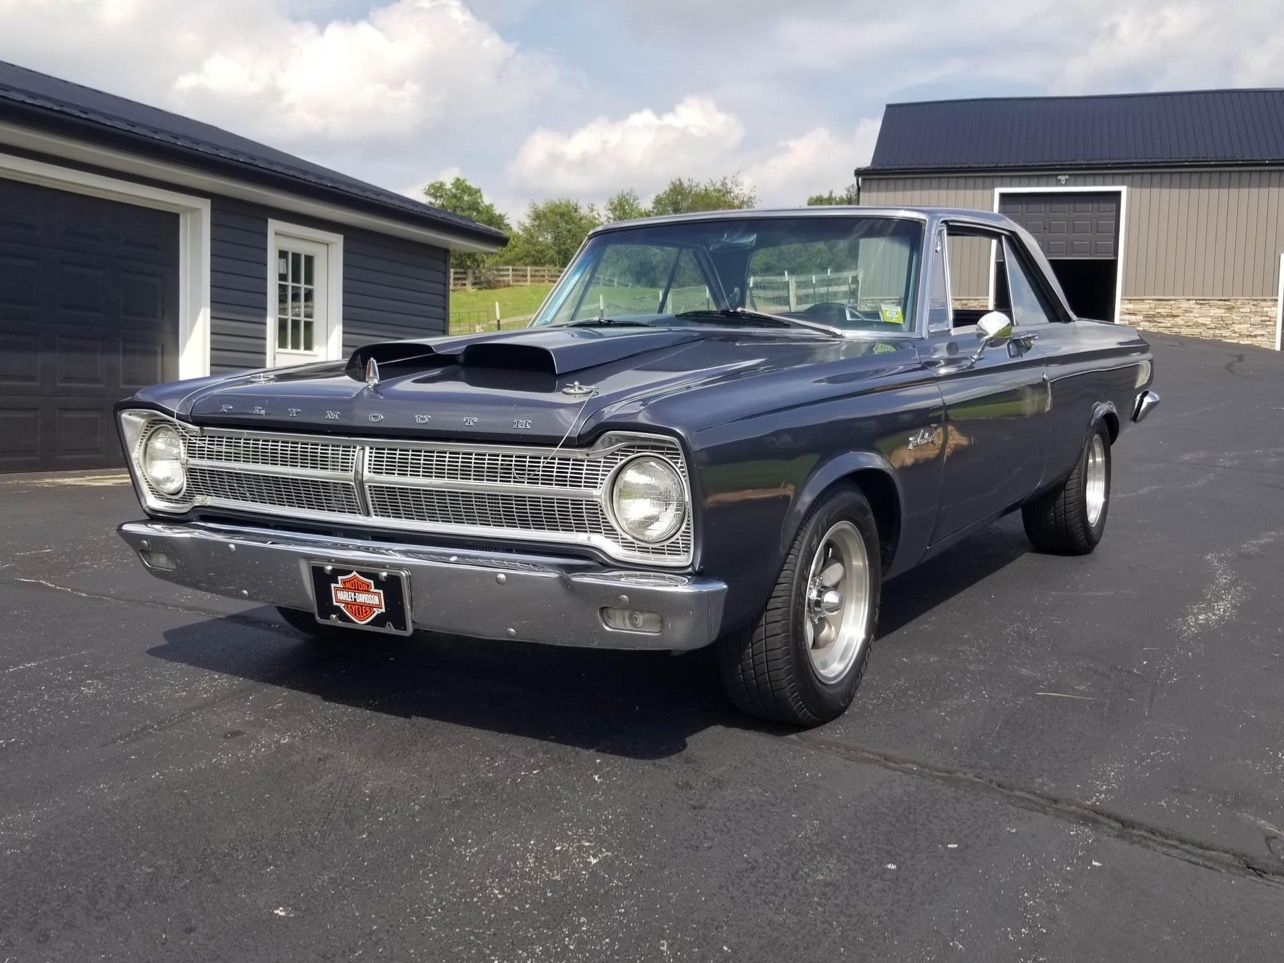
left=1, top=334, right=1282, bottom=961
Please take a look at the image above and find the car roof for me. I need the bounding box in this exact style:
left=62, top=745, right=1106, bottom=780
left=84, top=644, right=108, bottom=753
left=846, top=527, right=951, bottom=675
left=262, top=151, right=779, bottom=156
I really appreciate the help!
left=591, top=206, right=1014, bottom=234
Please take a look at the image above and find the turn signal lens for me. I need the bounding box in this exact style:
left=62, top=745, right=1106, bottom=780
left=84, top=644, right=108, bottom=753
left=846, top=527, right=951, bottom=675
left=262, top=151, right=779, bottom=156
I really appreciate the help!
left=141, top=425, right=186, bottom=495
left=601, top=607, right=663, bottom=634
left=609, top=455, right=686, bottom=543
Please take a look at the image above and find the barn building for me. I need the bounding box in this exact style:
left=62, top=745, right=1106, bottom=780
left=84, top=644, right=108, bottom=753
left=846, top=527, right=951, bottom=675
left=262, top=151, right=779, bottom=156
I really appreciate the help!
left=858, top=89, right=1284, bottom=350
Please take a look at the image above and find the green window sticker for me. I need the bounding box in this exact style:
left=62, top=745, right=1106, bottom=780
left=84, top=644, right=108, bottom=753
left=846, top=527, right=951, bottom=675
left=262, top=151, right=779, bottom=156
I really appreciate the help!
left=879, top=304, right=904, bottom=326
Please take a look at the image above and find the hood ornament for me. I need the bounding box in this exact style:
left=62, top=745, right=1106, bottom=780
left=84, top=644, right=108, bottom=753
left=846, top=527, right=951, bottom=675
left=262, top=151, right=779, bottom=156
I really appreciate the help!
left=562, top=381, right=595, bottom=397
left=247, top=371, right=275, bottom=384
left=364, top=358, right=380, bottom=389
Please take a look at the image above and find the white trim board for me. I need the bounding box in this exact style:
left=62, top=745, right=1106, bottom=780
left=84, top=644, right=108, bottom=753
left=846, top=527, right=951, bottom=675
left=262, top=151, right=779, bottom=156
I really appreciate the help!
left=993, top=185, right=1128, bottom=324
left=1275, top=253, right=1283, bottom=351
left=0, top=149, right=212, bottom=379
left=266, top=220, right=345, bottom=368
left=0, top=120, right=501, bottom=254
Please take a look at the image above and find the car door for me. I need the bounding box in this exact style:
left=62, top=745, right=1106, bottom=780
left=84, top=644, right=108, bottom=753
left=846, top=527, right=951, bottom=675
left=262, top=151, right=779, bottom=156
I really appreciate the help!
left=918, top=226, right=1052, bottom=543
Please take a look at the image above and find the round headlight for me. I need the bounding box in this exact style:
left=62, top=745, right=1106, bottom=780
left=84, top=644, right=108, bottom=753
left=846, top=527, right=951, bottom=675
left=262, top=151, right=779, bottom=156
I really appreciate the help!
left=141, top=425, right=185, bottom=495
left=610, top=455, right=686, bottom=544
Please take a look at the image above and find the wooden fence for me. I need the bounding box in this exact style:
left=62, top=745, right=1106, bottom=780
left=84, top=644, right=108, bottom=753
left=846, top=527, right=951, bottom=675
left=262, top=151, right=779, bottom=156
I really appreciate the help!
left=450, top=265, right=563, bottom=291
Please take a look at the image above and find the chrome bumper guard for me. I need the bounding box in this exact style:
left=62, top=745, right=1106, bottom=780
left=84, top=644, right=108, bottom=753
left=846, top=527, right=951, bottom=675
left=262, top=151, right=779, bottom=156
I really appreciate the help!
left=1132, top=389, right=1161, bottom=423
left=119, top=521, right=726, bottom=651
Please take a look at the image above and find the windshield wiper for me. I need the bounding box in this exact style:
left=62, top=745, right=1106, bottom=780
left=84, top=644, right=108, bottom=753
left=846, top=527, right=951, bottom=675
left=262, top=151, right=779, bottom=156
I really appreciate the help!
left=674, top=308, right=844, bottom=338
left=563, top=317, right=655, bottom=328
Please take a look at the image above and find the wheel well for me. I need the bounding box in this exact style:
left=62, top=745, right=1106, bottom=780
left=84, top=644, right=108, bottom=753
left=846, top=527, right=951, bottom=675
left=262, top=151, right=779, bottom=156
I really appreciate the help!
left=1100, top=410, right=1120, bottom=443
left=847, top=468, right=900, bottom=570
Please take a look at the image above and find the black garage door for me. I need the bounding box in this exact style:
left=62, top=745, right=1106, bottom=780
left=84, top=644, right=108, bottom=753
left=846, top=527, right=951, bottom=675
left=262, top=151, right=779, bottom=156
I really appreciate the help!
left=999, top=193, right=1119, bottom=258
left=0, top=179, right=179, bottom=472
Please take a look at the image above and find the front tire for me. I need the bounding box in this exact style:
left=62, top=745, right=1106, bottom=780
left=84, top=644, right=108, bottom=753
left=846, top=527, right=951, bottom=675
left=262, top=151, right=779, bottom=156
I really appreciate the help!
left=716, top=486, right=882, bottom=726
left=1022, top=425, right=1112, bottom=555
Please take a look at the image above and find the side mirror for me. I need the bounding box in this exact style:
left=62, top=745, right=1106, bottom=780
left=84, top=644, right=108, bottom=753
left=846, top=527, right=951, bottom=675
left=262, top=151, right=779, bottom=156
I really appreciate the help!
left=971, top=311, right=1013, bottom=362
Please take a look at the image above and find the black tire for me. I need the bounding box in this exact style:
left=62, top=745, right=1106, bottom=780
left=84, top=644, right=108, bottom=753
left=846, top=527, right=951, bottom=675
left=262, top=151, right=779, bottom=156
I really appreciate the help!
left=1022, top=425, right=1112, bottom=555
left=716, top=485, right=882, bottom=726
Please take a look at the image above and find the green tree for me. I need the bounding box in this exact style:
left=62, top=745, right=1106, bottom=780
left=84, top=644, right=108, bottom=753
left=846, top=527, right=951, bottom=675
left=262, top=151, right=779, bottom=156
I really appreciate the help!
left=648, top=174, right=757, bottom=216
left=506, top=198, right=602, bottom=267
left=807, top=183, right=861, bottom=206
left=422, top=176, right=512, bottom=270
left=603, top=189, right=648, bottom=223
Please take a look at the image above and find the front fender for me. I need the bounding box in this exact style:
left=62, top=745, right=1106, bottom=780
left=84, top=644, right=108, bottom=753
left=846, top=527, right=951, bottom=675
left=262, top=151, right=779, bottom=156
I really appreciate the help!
left=783, top=450, right=901, bottom=554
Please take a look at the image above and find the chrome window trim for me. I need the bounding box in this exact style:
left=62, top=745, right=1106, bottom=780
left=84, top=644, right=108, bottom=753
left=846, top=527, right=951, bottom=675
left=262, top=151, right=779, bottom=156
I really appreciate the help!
left=118, top=411, right=695, bottom=567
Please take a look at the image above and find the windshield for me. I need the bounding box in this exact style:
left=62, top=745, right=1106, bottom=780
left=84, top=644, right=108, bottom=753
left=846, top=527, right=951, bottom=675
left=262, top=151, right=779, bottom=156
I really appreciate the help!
left=531, top=215, right=923, bottom=335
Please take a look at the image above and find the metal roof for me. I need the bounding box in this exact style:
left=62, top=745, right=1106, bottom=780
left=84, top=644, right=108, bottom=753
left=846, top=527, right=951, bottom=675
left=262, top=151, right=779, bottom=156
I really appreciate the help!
left=0, top=59, right=507, bottom=247
left=863, top=89, right=1284, bottom=175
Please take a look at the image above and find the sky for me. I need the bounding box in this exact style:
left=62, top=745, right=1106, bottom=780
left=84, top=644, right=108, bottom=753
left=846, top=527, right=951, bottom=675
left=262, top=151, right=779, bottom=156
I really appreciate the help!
left=2, top=0, right=1282, bottom=221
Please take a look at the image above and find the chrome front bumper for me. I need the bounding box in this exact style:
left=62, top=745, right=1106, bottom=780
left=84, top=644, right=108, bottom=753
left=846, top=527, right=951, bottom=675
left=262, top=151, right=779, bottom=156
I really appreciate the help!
left=118, top=521, right=726, bottom=651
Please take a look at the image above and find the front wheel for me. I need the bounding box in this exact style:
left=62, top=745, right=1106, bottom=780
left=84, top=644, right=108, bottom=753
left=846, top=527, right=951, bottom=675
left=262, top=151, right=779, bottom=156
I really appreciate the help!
left=1022, top=425, right=1112, bottom=555
left=716, top=486, right=882, bottom=726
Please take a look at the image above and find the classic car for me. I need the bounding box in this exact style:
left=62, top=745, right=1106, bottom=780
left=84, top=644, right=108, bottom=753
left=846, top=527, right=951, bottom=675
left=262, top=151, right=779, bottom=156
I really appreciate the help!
left=116, top=207, right=1159, bottom=725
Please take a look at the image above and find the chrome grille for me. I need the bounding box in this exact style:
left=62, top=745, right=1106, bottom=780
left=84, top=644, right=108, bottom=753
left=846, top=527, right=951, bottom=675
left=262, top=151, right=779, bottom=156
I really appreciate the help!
left=166, top=427, right=693, bottom=566
left=187, top=467, right=361, bottom=515
left=188, top=434, right=356, bottom=474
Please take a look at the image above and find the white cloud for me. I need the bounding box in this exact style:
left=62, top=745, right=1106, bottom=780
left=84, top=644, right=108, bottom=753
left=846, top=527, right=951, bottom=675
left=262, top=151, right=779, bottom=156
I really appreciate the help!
left=509, top=96, right=746, bottom=196
left=510, top=96, right=880, bottom=207
left=0, top=0, right=562, bottom=147
left=742, top=119, right=881, bottom=205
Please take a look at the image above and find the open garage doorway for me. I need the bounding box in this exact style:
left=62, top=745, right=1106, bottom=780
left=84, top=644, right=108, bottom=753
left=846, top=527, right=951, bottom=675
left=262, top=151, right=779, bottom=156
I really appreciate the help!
left=996, top=189, right=1125, bottom=323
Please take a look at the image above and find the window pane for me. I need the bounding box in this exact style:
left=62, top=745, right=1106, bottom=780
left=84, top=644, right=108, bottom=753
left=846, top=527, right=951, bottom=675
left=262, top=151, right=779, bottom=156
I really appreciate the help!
left=303, top=254, right=315, bottom=286
left=663, top=249, right=713, bottom=313
left=1003, top=239, right=1056, bottom=326
left=290, top=251, right=302, bottom=283
left=302, top=286, right=314, bottom=319
left=576, top=245, right=676, bottom=320
left=303, top=320, right=314, bottom=351
left=277, top=315, right=289, bottom=349
left=927, top=230, right=950, bottom=331
left=277, top=254, right=289, bottom=283
left=290, top=285, right=302, bottom=318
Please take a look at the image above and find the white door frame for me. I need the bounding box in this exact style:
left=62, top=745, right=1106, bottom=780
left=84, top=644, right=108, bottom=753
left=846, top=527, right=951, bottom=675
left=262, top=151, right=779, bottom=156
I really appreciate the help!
left=0, top=150, right=211, bottom=378
left=993, top=185, right=1128, bottom=324
left=1275, top=253, right=1283, bottom=351
left=266, top=220, right=344, bottom=368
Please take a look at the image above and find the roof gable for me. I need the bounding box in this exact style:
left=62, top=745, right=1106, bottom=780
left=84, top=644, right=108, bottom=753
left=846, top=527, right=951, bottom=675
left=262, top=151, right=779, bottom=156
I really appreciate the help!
left=0, top=59, right=506, bottom=248
left=865, top=89, right=1284, bottom=174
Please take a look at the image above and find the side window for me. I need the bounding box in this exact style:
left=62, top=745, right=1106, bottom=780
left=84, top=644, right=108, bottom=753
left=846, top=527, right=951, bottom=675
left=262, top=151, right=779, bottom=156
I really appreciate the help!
left=943, top=229, right=1007, bottom=327
left=1001, top=237, right=1057, bottom=327
left=927, top=228, right=950, bottom=332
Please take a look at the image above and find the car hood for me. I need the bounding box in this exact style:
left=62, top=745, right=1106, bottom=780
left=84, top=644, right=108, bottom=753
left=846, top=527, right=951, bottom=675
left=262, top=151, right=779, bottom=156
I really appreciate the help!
left=135, top=326, right=918, bottom=444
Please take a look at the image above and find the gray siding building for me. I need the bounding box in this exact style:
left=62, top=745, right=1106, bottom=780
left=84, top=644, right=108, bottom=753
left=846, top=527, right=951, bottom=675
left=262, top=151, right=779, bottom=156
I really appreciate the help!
left=0, top=60, right=506, bottom=472
left=858, top=90, right=1284, bottom=350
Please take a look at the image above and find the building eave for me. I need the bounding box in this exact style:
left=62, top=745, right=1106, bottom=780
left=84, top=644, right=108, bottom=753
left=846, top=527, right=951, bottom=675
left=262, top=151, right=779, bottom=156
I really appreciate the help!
left=0, top=105, right=507, bottom=253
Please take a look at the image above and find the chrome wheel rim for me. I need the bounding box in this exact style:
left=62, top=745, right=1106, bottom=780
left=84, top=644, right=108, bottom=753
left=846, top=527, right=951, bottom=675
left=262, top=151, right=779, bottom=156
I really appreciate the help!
left=802, top=521, right=871, bottom=682
left=1085, top=434, right=1108, bottom=527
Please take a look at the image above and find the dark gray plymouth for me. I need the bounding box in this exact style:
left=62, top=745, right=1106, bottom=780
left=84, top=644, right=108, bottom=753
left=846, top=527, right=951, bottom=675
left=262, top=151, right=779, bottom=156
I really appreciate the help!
left=117, top=207, right=1159, bottom=724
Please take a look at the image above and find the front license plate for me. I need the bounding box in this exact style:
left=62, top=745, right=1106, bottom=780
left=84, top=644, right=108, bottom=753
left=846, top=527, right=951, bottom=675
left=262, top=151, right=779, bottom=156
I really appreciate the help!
left=309, top=564, right=412, bottom=635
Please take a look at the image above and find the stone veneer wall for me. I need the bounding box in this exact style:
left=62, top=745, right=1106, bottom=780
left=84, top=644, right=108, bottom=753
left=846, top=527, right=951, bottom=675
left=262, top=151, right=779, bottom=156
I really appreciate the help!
left=1122, top=298, right=1279, bottom=349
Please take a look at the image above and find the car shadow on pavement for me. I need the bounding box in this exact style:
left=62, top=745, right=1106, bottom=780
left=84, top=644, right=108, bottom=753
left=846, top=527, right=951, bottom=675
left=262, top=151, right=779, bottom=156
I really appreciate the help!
left=878, top=517, right=1032, bottom=637
left=149, top=613, right=740, bottom=760
left=147, top=519, right=1030, bottom=760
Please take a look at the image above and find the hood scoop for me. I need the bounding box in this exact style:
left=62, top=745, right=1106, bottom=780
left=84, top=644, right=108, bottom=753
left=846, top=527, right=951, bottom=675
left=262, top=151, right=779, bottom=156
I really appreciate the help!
left=348, top=327, right=702, bottom=379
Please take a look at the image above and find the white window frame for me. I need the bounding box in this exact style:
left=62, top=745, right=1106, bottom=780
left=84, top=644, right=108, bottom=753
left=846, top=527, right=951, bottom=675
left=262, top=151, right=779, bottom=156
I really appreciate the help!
left=992, top=185, right=1128, bottom=324
left=266, top=220, right=344, bottom=368
left=0, top=150, right=211, bottom=379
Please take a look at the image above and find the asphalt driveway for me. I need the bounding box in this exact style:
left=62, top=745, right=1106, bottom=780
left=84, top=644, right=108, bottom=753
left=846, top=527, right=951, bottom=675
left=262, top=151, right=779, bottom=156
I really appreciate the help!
left=1, top=335, right=1282, bottom=961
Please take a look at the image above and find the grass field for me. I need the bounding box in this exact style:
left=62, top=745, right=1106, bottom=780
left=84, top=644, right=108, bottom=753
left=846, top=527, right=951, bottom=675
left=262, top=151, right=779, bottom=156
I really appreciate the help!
left=448, top=283, right=555, bottom=334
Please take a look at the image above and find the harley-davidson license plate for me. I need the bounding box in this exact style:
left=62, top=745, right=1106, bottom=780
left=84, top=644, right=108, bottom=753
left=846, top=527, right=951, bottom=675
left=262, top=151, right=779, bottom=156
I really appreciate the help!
left=309, top=564, right=412, bottom=635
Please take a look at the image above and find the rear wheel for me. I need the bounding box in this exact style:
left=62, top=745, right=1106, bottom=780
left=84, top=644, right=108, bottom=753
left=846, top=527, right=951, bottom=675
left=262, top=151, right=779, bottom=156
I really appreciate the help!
left=1022, top=425, right=1112, bottom=555
left=716, top=486, right=881, bottom=726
